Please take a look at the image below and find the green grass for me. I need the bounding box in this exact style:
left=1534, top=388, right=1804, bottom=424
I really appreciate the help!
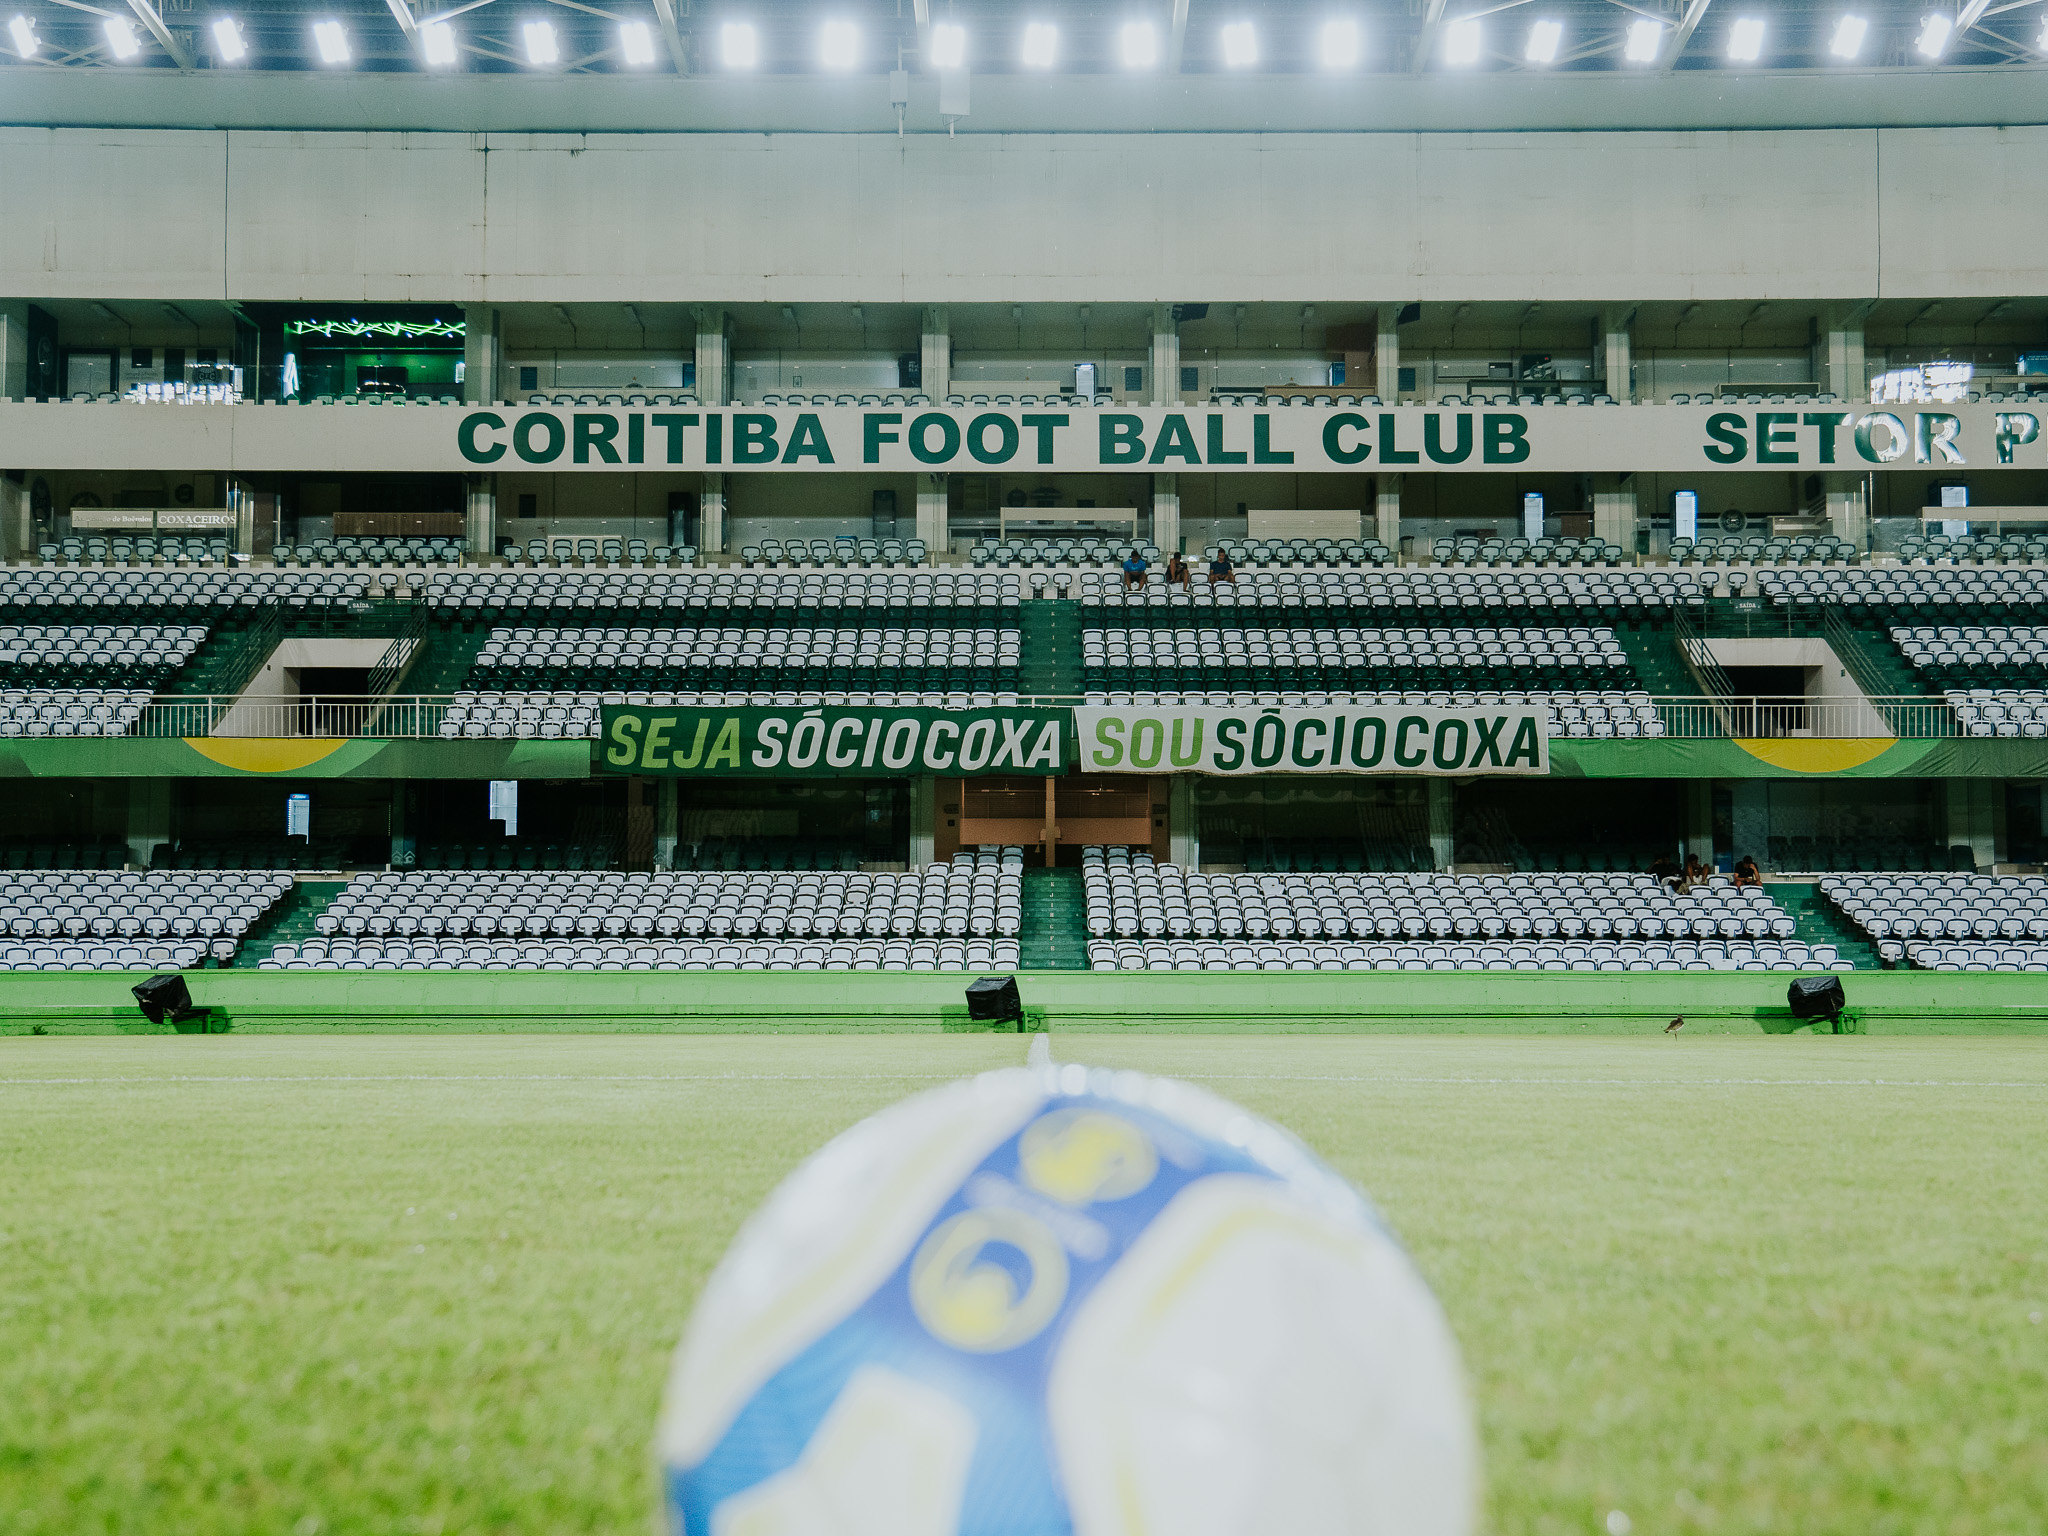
left=1, top=1033, right=2043, bottom=1535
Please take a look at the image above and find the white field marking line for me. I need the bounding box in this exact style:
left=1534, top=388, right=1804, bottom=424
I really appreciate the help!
left=1173, top=1073, right=2048, bottom=1089
left=0, top=1072, right=967, bottom=1088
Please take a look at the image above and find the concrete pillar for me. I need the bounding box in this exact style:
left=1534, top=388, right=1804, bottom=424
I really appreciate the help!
left=915, top=472, right=949, bottom=552
left=0, top=473, right=27, bottom=563
left=1821, top=310, right=1869, bottom=402
left=1685, top=780, right=1714, bottom=866
left=0, top=302, right=27, bottom=401
left=127, top=779, right=171, bottom=869
left=1593, top=478, right=1637, bottom=551
left=1150, top=303, right=1179, bottom=405
left=1601, top=307, right=1634, bottom=402
left=465, top=475, right=496, bottom=561
left=700, top=473, right=727, bottom=555
left=694, top=306, right=731, bottom=406
left=1426, top=778, right=1454, bottom=871
left=229, top=480, right=255, bottom=558
left=389, top=784, right=410, bottom=869
left=1728, top=782, right=1768, bottom=872
left=1374, top=474, right=1402, bottom=554
left=462, top=305, right=501, bottom=404
left=1152, top=473, right=1181, bottom=554
left=909, top=776, right=937, bottom=868
left=1168, top=775, right=1199, bottom=869
left=920, top=306, right=950, bottom=401
left=1375, top=307, right=1403, bottom=403
left=653, top=778, right=678, bottom=871
left=1945, top=780, right=2000, bottom=871
left=1824, top=475, right=1869, bottom=551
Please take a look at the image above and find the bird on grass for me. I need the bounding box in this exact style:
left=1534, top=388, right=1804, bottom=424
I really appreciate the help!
left=1665, top=1016, right=1685, bottom=1035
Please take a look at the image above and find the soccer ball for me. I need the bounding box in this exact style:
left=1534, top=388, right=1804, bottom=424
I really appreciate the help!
left=658, top=1064, right=1477, bottom=1536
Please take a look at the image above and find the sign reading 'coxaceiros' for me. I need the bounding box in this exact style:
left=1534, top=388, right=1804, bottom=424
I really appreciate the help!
left=600, top=705, right=1069, bottom=777
left=1073, top=705, right=1551, bottom=776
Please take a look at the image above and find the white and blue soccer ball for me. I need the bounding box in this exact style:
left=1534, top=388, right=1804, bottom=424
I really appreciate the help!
left=658, top=1063, right=1477, bottom=1536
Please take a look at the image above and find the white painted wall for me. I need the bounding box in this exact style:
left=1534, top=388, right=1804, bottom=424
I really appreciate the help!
left=5, top=125, right=2047, bottom=304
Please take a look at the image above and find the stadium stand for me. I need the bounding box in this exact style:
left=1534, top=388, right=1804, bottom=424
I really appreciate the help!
left=1820, top=874, right=2048, bottom=970
left=0, top=871, right=292, bottom=970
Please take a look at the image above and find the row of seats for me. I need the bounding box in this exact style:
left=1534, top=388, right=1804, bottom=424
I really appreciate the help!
left=1761, top=568, right=2048, bottom=616
left=527, top=392, right=699, bottom=407
left=1082, top=853, right=1794, bottom=940
left=503, top=539, right=699, bottom=569
left=0, top=571, right=370, bottom=620
left=261, top=939, right=1022, bottom=971
left=1894, top=530, right=2048, bottom=565
left=1944, top=689, right=2048, bottom=737
left=1889, top=941, right=2048, bottom=972
left=1820, top=874, right=2048, bottom=941
left=1429, top=537, right=1627, bottom=568
left=275, top=536, right=467, bottom=568
left=1086, top=939, right=1846, bottom=971
left=467, top=625, right=1021, bottom=690
left=969, top=540, right=1160, bottom=569
left=2, top=940, right=226, bottom=971
left=438, top=689, right=1025, bottom=738
left=0, top=871, right=289, bottom=943
left=410, top=839, right=621, bottom=871
left=0, top=625, right=202, bottom=686
left=0, top=838, right=130, bottom=869
left=0, top=688, right=153, bottom=737
left=313, top=853, right=1021, bottom=939
left=1081, top=625, right=1632, bottom=689
left=423, top=570, right=1023, bottom=623
left=1071, top=567, right=1707, bottom=619
left=1664, top=393, right=1841, bottom=405
left=1891, top=625, right=2048, bottom=687
left=37, top=534, right=230, bottom=566
left=1081, top=688, right=1663, bottom=736
left=742, top=539, right=928, bottom=568
left=1208, top=538, right=1397, bottom=568
left=1670, top=533, right=1859, bottom=566
left=1761, top=836, right=1970, bottom=873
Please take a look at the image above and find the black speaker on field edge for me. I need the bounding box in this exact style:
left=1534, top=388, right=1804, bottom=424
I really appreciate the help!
left=965, top=975, right=1024, bottom=1030
left=1787, top=975, right=1847, bottom=1025
left=131, top=972, right=210, bottom=1027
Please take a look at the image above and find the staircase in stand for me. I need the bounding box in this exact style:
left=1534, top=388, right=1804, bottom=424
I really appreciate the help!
left=1018, top=865, right=1088, bottom=970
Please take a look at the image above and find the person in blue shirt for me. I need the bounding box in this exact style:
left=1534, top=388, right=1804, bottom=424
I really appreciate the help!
left=1121, top=551, right=1149, bottom=591
left=1208, top=550, right=1236, bottom=584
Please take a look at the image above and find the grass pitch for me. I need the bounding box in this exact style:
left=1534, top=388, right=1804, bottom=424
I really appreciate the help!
left=2, top=1032, right=2043, bottom=1536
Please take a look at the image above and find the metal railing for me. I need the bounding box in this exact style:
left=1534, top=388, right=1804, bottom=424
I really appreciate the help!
left=13, top=691, right=1983, bottom=743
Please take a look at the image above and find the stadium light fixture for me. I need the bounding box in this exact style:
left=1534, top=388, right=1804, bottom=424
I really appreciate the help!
left=421, top=19, right=458, bottom=64
left=103, top=15, right=142, bottom=58
left=522, top=20, right=559, bottom=64
left=719, top=20, right=758, bottom=68
left=1726, top=16, right=1766, bottom=61
left=1623, top=17, right=1662, bottom=60
left=9, top=13, right=38, bottom=57
left=1915, top=12, right=1952, bottom=57
left=1020, top=20, right=1057, bottom=67
left=1220, top=20, right=1257, bottom=67
left=1443, top=15, right=1482, bottom=65
left=818, top=18, right=859, bottom=70
left=1829, top=15, right=1868, bottom=57
left=312, top=19, right=350, bottom=63
left=1119, top=19, right=1159, bottom=68
left=929, top=20, right=966, bottom=68
left=1524, top=18, right=1562, bottom=63
left=619, top=19, right=657, bottom=64
left=1317, top=16, right=1361, bottom=68
left=210, top=16, right=247, bottom=61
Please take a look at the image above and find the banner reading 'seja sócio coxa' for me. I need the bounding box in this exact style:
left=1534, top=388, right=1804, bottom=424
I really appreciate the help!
left=600, top=704, right=1070, bottom=777
left=1073, top=704, right=1550, bottom=776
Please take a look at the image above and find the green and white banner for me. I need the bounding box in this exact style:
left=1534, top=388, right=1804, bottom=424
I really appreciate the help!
left=1074, top=704, right=1549, bottom=776
left=599, top=704, right=1069, bottom=777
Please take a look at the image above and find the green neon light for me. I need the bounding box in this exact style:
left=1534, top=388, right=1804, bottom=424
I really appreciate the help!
left=286, top=318, right=466, bottom=342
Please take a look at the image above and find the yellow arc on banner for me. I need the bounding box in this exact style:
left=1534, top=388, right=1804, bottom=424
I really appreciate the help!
left=1733, top=738, right=1895, bottom=773
left=182, top=738, right=349, bottom=773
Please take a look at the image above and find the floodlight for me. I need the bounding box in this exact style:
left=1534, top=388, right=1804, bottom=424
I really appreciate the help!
left=312, top=18, right=349, bottom=62
left=9, top=13, right=37, bottom=56
left=818, top=18, right=858, bottom=69
left=1915, top=12, right=1952, bottom=56
left=1829, top=15, right=1868, bottom=57
left=1443, top=15, right=1482, bottom=64
left=1020, top=20, right=1057, bottom=67
left=421, top=19, right=457, bottom=64
left=719, top=20, right=758, bottom=67
left=1525, top=18, right=1562, bottom=62
left=1219, top=19, right=1257, bottom=67
left=1726, top=16, right=1765, bottom=60
left=618, top=19, right=657, bottom=63
left=103, top=15, right=141, bottom=58
left=1118, top=19, right=1158, bottom=68
left=1317, top=16, right=1361, bottom=68
left=929, top=20, right=965, bottom=68
left=1624, top=18, right=1662, bottom=60
left=210, top=16, right=247, bottom=61
left=522, top=20, right=558, bottom=64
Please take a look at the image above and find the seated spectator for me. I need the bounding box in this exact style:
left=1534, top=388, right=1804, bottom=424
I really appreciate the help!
left=1733, top=854, right=1762, bottom=887
left=1650, top=854, right=1682, bottom=892
left=1165, top=552, right=1190, bottom=589
left=1684, top=854, right=1710, bottom=888
left=1208, top=550, right=1236, bottom=584
left=1121, top=551, right=1149, bottom=590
